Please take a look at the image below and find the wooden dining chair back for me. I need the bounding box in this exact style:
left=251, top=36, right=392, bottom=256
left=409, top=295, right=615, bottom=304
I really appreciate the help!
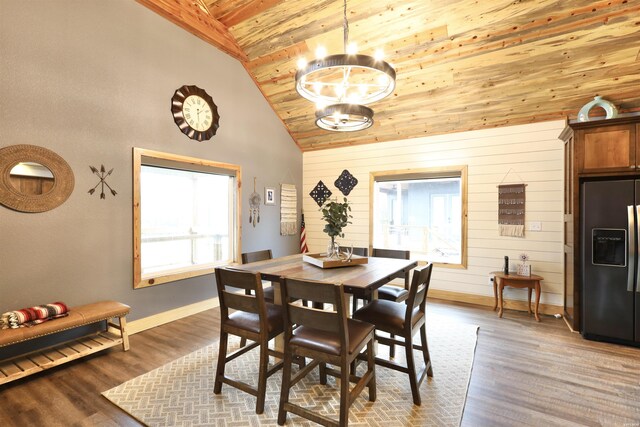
left=372, top=248, right=411, bottom=294
left=353, top=263, right=434, bottom=406
left=241, top=249, right=275, bottom=301
left=213, top=267, right=284, bottom=414
left=241, top=249, right=273, bottom=264
left=278, top=277, right=376, bottom=427
left=340, top=246, right=368, bottom=257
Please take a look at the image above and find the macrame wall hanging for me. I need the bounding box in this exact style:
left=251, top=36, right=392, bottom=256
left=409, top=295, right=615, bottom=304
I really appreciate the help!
left=498, top=169, right=526, bottom=237
left=280, top=183, right=297, bottom=235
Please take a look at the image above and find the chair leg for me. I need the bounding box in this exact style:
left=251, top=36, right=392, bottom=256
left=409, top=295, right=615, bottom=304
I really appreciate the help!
left=389, top=333, right=396, bottom=358
left=420, top=324, right=433, bottom=377
left=240, top=337, right=247, bottom=347
left=367, top=340, right=376, bottom=402
left=352, top=296, right=358, bottom=314
left=277, top=349, right=294, bottom=425
left=405, top=334, right=421, bottom=406
left=339, top=363, right=350, bottom=427
left=319, top=362, right=328, bottom=385
left=214, top=331, right=229, bottom=394
left=256, top=339, right=270, bottom=414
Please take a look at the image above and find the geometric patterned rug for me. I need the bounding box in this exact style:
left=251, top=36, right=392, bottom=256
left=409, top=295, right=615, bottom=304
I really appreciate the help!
left=103, top=315, right=478, bottom=426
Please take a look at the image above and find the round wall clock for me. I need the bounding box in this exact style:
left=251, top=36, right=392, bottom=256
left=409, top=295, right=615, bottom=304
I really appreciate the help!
left=171, top=85, right=220, bottom=141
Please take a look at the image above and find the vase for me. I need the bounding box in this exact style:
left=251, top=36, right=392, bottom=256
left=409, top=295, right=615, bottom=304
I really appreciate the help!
left=578, top=96, right=619, bottom=122
left=326, top=238, right=340, bottom=259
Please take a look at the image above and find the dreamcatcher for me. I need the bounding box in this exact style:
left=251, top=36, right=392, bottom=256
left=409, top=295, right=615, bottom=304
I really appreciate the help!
left=249, top=177, right=261, bottom=227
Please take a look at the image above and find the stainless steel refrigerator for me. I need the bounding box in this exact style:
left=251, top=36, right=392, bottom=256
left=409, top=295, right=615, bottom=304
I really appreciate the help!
left=581, top=179, right=640, bottom=345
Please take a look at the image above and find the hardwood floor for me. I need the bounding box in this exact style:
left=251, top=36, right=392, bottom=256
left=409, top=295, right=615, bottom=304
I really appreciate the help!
left=0, top=300, right=638, bottom=426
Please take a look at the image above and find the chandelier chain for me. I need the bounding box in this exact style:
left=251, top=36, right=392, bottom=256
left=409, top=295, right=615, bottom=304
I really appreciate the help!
left=343, top=0, right=349, bottom=52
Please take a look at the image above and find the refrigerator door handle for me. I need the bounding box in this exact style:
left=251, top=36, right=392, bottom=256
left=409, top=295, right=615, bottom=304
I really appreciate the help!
left=636, top=205, right=640, bottom=293
left=629, top=205, right=636, bottom=293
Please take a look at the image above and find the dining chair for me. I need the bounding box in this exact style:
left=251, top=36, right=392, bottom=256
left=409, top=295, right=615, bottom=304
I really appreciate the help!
left=351, top=248, right=411, bottom=358
left=241, top=249, right=276, bottom=302
left=352, top=263, right=433, bottom=405
left=277, top=277, right=376, bottom=427
left=372, top=248, right=411, bottom=301
left=240, top=250, right=276, bottom=348
left=213, top=267, right=284, bottom=414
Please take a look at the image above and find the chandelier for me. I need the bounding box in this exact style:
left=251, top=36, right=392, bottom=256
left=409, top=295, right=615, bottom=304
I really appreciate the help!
left=315, top=104, right=374, bottom=132
left=295, top=0, right=396, bottom=131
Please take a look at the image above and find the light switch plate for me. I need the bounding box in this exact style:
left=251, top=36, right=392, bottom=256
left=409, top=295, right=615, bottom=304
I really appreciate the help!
left=528, top=221, right=542, bottom=231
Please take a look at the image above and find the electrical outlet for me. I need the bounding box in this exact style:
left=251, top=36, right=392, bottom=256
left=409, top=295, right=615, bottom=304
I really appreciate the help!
left=488, top=275, right=495, bottom=286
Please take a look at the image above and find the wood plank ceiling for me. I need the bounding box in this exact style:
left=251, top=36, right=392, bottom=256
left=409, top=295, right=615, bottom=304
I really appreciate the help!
left=138, top=0, right=640, bottom=151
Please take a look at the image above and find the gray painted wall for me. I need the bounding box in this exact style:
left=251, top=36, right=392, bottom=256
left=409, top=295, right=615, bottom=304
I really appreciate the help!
left=0, top=1, right=303, bottom=319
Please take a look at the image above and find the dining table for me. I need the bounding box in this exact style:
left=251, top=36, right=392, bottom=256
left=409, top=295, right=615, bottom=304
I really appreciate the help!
left=233, top=252, right=417, bottom=355
left=233, top=253, right=418, bottom=302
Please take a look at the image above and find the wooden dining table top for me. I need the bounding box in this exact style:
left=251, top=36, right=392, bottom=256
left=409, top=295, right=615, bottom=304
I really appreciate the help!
left=233, top=253, right=417, bottom=293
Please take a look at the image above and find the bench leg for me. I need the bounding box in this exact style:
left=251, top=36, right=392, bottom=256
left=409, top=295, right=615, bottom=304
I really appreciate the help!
left=119, top=315, right=130, bottom=351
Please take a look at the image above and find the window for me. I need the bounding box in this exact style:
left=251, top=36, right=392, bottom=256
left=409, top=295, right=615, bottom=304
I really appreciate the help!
left=371, top=166, right=467, bottom=267
left=133, top=148, right=240, bottom=288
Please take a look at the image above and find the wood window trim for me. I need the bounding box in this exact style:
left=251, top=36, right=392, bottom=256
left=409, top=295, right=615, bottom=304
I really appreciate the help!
left=132, top=147, right=242, bottom=289
left=369, top=165, right=468, bottom=269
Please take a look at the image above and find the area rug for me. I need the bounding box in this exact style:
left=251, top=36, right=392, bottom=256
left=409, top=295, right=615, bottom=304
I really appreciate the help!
left=103, top=316, right=478, bottom=426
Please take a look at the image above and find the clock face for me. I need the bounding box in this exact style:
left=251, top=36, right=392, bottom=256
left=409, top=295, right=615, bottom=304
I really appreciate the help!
left=171, top=85, right=220, bottom=141
left=183, top=95, right=213, bottom=132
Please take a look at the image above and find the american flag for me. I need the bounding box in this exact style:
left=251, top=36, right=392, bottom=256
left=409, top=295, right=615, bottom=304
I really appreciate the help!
left=300, top=213, right=309, bottom=253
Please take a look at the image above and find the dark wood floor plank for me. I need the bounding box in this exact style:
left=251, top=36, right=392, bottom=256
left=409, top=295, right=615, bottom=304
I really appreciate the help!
left=0, top=301, right=638, bottom=426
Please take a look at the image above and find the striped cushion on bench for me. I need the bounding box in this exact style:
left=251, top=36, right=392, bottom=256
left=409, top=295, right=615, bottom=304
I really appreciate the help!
left=0, top=301, right=130, bottom=347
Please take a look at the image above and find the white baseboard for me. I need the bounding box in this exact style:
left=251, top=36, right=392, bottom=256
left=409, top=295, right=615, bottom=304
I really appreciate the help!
left=428, top=289, right=563, bottom=316
left=120, top=288, right=563, bottom=337
left=126, top=297, right=220, bottom=335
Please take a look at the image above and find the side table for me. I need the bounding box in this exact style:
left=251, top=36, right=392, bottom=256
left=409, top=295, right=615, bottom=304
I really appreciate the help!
left=491, top=272, right=544, bottom=321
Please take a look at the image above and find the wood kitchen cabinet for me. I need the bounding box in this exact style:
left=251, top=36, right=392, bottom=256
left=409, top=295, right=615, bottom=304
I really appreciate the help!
left=560, top=116, right=640, bottom=331
left=579, top=123, right=637, bottom=173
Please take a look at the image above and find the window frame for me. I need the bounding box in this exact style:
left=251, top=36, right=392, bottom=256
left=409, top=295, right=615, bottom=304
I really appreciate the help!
left=133, top=148, right=241, bottom=289
left=369, top=165, right=468, bottom=269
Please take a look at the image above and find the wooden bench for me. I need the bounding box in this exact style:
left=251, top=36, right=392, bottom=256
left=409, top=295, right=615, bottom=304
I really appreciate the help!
left=0, top=300, right=130, bottom=385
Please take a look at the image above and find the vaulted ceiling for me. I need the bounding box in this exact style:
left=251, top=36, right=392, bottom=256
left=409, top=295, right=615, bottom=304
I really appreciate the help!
left=137, top=0, right=640, bottom=151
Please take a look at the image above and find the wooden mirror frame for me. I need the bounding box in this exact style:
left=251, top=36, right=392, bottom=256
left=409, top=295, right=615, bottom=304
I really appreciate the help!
left=0, top=144, right=75, bottom=213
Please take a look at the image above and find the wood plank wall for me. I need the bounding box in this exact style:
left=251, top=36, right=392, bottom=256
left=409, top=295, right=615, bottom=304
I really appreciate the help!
left=303, top=120, right=566, bottom=307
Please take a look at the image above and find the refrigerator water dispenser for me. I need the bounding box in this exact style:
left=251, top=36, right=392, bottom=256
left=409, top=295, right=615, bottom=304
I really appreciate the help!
left=592, top=228, right=626, bottom=267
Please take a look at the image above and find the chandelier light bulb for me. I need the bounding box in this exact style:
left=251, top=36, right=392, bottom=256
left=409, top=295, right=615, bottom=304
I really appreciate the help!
left=315, top=46, right=327, bottom=59
left=347, top=93, right=361, bottom=103
left=297, top=57, right=308, bottom=70
left=374, top=48, right=385, bottom=61
left=313, top=82, right=323, bottom=95
left=377, top=74, right=389, bottom=86
left=346, top=42, right=358, bottom=55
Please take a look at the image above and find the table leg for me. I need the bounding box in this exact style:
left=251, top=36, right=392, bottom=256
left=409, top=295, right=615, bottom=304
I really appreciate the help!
left=493, top=278, right=498, bottom=311
left=271, top=281, right=284, bottom=352
left=527, top=287, right=532, bottom=314
left=498, top=282, right=504, bottom=318
left=534, top=281, right=541, bottom=322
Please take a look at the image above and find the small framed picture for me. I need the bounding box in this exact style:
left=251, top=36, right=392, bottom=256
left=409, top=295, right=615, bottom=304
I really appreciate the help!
left=265, top=187, right=275, bottom=205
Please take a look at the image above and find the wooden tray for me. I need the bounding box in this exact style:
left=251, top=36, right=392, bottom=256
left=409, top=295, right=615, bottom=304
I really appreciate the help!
left=303, top=253, right=368, bottom=269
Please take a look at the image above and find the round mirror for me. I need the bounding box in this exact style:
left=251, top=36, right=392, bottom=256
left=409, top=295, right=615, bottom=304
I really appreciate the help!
left=9, top=162, right=55, bottom=196
left=0, top=145, right=74, bottom=213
